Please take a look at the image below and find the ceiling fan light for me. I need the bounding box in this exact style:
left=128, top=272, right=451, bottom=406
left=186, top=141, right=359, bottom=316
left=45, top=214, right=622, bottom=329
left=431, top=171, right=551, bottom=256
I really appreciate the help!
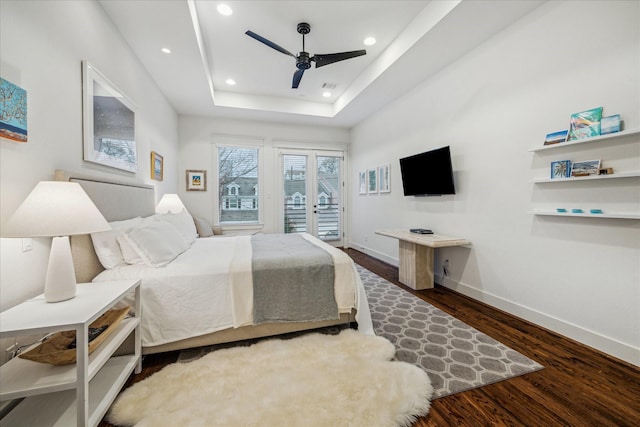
left=364, top=37, right=376, bottom=46
left=217, top=4, right=233, bottom=16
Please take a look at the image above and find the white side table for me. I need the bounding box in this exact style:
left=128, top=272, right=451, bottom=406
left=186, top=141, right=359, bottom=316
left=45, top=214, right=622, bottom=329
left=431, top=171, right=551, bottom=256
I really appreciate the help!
left=0, top=280, right=141, bottom=427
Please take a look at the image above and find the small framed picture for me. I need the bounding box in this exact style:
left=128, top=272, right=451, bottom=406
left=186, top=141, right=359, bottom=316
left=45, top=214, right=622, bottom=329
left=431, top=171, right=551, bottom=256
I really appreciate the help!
left=550, top=160, right=571, bottom=179
left=367, top=169, right=378, bottom=194
left=571, top=160, right=600, bottom=177
left=378, top=164, right=390, bottom=193
left=600, top=114, right=621, bottom=135
left=186, top=170, right=207, bottom=191
left=359, top=171, right=367, bottom=195
left=151, top=151, right=163, bottom=181
left=544, top=130, right=568, bottom=146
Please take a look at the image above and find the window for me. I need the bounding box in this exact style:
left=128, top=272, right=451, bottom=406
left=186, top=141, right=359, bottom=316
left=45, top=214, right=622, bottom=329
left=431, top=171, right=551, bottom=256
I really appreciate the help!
left=218, top=146, right=259, bottom=223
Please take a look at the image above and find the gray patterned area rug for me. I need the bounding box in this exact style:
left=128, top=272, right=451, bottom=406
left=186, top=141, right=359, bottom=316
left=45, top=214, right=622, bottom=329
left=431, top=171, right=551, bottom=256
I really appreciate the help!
left=357, top=265, right=544, bottom=399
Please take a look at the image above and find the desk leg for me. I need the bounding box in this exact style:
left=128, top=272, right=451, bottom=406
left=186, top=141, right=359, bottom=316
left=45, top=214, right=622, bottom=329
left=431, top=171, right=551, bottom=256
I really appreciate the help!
left=398, top=240, right=434, bottom=290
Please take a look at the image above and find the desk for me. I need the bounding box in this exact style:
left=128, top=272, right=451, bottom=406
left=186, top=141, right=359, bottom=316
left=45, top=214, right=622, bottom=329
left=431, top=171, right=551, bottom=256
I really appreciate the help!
left=375, top=229, right=470, bottom=290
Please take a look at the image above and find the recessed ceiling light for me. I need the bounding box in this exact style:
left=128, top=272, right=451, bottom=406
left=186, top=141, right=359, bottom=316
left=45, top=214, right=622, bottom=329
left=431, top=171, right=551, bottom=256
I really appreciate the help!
left=322, top=91, right=331, bottom=98
left=217, top=4, right=233, bottom=16
left=225, top=78, right=236, bottom=86
left=161, top=47, right=172, bottom=54
left=363, top=37, right=376, bottom=46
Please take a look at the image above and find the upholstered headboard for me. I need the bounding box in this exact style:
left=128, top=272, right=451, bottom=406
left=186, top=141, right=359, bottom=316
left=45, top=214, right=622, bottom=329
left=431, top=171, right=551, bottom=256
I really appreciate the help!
left=55, top=170, right=155, bottom=283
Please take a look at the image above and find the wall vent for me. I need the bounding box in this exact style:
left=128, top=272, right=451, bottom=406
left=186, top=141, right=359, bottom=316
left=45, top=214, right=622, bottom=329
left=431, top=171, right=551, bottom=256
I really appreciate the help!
left=321, top=83, right=337, bottom=89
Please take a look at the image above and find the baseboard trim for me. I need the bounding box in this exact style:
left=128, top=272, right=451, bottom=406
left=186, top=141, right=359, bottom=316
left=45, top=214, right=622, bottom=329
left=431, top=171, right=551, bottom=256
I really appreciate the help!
left=434, top=273, right=639, bottom=367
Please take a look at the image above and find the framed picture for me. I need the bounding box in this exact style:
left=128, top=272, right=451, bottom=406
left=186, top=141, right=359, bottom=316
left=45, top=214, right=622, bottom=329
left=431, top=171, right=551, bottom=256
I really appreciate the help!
left=186, top=170, right=207, bottom=191
left=544, top=130, right=568, bottom=146
left=550, top=160, right=571, bottom=179
left=0, top=77, right=27, bottom=143
left=359, top=171, right=367, bottom=195
left=568, top=107, right=603, bottom=141
left=82, top=61, right=137, bottom=172
left=367, top=169, right=378, bottom=194
left=378, top=164, right=390, bottom=193
left=571, top=159, right=600, bottom=177
left=151, top=151, right=163, bottom=181
left=601, top=114, right=621, bottom=135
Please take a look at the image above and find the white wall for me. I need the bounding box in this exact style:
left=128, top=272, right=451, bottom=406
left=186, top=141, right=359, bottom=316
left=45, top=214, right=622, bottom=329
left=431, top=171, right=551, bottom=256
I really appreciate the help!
left=349, top=0, right=640, bottom=366
left=178, top=116, right=349, bottom=234
left=0, top=0, right=179, bottom=311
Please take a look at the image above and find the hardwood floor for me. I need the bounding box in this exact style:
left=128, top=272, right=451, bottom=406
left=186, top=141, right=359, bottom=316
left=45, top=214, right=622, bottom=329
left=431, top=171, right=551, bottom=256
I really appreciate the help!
left=344, top=248, right=640, bottom=427
left=101, top=248, right=640, bottom=426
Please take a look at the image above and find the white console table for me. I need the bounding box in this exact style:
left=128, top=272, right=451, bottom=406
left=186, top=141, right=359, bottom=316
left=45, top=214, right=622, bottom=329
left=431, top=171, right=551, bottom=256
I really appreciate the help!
left=375, top=229, right=470, bottom=290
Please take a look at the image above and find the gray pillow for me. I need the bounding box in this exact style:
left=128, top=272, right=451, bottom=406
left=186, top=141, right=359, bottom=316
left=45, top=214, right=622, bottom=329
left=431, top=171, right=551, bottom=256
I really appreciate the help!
left=193, top=216, right=214, bottom=237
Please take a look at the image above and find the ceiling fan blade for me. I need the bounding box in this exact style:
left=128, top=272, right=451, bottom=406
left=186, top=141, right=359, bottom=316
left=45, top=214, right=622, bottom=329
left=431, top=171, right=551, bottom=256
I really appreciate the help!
left=292, top=69, right=305, bottom=89
left=245, top=31, right=296, bottom=57
left=313, top=50, right=367, bottom=68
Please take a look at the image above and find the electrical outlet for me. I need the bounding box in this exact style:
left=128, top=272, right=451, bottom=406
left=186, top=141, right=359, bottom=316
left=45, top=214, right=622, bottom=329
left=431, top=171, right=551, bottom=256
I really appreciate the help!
left=22, top=238, right=32, bottom=252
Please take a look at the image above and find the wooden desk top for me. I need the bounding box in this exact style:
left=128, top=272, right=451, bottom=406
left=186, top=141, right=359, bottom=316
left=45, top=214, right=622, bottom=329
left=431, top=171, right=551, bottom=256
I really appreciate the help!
left=375, top=229, right=471, bottom=248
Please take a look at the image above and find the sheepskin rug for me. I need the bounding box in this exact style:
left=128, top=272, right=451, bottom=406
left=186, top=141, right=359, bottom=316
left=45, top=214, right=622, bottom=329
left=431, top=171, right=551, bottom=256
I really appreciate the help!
left=107, top=329, right=432, bottom=427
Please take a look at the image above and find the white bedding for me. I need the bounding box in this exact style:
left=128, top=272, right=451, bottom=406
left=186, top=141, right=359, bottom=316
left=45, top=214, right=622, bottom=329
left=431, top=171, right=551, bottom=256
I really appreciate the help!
left=93, top=233, right=373, bottom=347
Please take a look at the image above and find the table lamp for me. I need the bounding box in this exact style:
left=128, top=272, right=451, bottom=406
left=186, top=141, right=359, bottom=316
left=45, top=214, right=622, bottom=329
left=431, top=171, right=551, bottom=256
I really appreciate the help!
left=2, top=181, right=111, bottom=302
left=155, top=193, right=186, bottom=214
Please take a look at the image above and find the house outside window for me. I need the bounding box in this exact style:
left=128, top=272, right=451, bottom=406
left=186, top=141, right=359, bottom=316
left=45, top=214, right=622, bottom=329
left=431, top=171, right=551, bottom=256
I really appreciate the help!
left=218, top=146, right=259, bottom=223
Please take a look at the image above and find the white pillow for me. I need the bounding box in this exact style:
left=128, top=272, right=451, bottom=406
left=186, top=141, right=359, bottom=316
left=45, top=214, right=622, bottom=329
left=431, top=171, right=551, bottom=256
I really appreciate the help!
left=90, top=217, right=143, bottom=269
left=154, top=211, right=198, bottom=245
left=117, top=220, right=189, bottom=267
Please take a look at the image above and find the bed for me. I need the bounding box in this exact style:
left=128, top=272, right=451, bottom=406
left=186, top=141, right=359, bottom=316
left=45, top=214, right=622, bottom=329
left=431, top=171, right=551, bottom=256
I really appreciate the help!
left=57, top=171, right=372, bottom=355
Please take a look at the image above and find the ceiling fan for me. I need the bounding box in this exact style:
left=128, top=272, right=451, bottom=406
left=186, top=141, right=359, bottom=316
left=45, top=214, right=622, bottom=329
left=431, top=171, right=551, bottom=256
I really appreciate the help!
left=245, top=22, right=366, bottom=89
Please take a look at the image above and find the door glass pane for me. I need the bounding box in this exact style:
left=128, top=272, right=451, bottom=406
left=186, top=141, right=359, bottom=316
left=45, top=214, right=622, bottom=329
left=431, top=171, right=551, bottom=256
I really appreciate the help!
left=283, top=155, right=307, bottom=233
left=316, top=156, right=340, bottom=241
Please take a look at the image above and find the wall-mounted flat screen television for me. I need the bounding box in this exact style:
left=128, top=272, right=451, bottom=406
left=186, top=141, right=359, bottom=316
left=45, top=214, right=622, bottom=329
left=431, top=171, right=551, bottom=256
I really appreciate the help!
left=399, top=146, right=456, bottom=196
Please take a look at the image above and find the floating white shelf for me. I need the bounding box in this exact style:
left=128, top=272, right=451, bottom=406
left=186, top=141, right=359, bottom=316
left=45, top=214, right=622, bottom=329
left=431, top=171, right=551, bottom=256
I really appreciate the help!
left=528, top=128, right=640, bottom=152
left=531, top=210, right=640, bottom=220
left=531, top=171, right=640, bottom=183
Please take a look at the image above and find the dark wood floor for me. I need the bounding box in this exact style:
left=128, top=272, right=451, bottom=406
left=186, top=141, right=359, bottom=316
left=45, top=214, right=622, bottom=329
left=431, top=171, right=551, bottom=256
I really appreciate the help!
left=101, top=248, right=640, bottom=427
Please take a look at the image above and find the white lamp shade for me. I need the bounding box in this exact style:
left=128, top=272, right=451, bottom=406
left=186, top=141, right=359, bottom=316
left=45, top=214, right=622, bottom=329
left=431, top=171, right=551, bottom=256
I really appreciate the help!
left=156, top=193, right=186, bottom=214
left=2, top=181, right=110, bottom=238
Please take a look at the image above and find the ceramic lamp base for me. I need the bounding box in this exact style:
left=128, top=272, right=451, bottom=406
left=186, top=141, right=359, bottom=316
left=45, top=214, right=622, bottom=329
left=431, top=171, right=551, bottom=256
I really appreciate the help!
left=44, top=236, right=77, bottom=303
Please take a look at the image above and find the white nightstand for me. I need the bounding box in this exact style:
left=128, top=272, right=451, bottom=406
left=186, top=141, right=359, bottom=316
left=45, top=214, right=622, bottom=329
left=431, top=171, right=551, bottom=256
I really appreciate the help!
left=0, top=280, right=141, bottom=427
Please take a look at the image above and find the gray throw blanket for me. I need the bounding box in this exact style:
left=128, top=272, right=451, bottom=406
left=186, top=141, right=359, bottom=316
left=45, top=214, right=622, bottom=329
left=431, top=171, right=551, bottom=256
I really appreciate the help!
left=251, top=233, right=339, bottom=324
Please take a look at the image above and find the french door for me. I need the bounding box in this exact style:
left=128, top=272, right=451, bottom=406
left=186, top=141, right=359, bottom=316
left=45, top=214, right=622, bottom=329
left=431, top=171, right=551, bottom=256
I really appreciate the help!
left=279, top=149, right=344, bottom=246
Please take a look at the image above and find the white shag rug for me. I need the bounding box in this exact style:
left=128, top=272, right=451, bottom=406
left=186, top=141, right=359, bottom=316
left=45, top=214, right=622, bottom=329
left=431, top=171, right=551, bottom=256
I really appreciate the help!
left=108, top=329, right=432, bottom=427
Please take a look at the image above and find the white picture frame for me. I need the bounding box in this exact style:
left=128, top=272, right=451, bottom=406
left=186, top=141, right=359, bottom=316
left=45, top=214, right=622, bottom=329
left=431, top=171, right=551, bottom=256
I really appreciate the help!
left=359, top=171, right=367, bottom=195
left=82, top=61, right=137, bottom=172
left=368, top=169, right=378, bottom=194
left=378, top=164, right=390, bottom=193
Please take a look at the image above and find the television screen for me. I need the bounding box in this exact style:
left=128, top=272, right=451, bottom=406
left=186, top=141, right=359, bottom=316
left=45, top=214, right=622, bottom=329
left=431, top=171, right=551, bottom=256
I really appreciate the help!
left=399, top=146, right=455, bottom=196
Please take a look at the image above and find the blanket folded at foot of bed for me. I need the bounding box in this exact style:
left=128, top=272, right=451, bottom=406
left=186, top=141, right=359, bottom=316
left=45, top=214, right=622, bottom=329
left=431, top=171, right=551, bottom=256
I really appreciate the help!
left=251, top=233, right=339, bottom=324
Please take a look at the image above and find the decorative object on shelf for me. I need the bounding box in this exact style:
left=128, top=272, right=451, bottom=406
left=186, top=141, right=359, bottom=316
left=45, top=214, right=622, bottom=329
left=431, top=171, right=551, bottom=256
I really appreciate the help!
left=544, top=130, right=568, bottom=145
left=598, top=167, right=614, bottom=175
left=156, top=193, right=186, bottom=214
left=186, top=169, right=207, bottom=191
left=368, top=168, right=378, bottom=194
left=571, top=159, right=600, bottom=176
left=556, top=208, right=567, bottom=213
left=82, top=61, right=137, bottom=172
left=589, top=209, right=603, bottom=214
left=551, top=160, right=571, bottom=179
left=358, top=171, right=367, bottom=195
left=571, top=208, right=583, bottom=213
left=1, top=182, right=110, bottom=302
left=601, top=114, right=621, bottom=135
left=18, top=307, right=130, bottom=365
left=0, top=77, right=27, bottom=143
left=151, top=151, right=163, bottom=181
left=568, top=106, right=603, bottom=141
left=378, top=164, right=390, bottom=193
